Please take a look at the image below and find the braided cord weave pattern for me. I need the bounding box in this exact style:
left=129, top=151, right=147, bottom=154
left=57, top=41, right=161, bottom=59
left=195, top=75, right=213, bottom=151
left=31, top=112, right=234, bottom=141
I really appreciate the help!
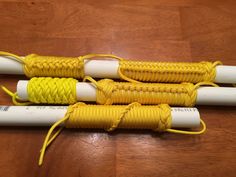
left=96, top=78, right=197, bottom=106
left=119, top=60, right=221, bottom=83
left=0, top=51, right=222, bottom=83
left=3, top=77, right=218, bottom=106
left=39, top=103, right=172, bottom=165
left=4, top=77, right=200, bottom=106
left=38, top=103, right=206, bottom=166
left=24, top=54, right=84, bottom=78
left=28, top=77, right=78, bottom=104
left=65, top=103, right=171, bottom=130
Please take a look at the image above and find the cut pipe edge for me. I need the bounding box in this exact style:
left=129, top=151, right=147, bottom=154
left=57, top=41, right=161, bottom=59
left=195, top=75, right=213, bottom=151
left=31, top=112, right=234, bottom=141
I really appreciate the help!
left=0, top=106, right=200, bottom=128
left=1, top=56, right=236, bottom=83
left=17, top=81, right=236, bottom=106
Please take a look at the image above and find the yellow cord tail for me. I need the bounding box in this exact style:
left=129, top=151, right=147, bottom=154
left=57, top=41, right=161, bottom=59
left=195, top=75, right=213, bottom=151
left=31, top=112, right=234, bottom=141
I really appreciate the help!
left=0, top=51, right=25, bottom=63
left=82, top=53, right=124, bottom=61
left=1, top=86, right=32, bottom=106
left=38, top=119, right=66, bottom=166
left=38, top=103, right=85, bottom=166
left=166, top=119, right=206, bottom=135
left=0, top=51, right=222, bottom=83
left=194, top=81, right=219, bottom=89
left=38, top=103, right=206, bottom=166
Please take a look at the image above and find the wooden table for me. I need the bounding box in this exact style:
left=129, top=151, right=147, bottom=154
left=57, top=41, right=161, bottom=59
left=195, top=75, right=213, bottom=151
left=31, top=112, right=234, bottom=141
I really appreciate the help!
left=0, top=0, right=236, bottom=176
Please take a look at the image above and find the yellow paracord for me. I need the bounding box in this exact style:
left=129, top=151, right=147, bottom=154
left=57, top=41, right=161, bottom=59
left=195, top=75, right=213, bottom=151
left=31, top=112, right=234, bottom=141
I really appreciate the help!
left=38, top=103, right=206, bottom=166
left=28, top=77, right=78, bottom=104
left=119, top=60, right=222, bottom=83
left=2, top=77, right=218, bottom=106
left=0, top=51, right=222, bottom=83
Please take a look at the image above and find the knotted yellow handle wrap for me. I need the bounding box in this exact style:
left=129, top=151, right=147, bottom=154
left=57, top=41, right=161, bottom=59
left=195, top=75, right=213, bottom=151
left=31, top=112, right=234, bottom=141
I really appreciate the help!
left=1, top=77, right=78, bottom=105
left=0, top=51, right=222, bottom=83
left=2, top=77, right=218, bottom=106
left=85, top=77, right=218, bottom=106
left=38, top=103, right=206, bottom=166
left=28, top=77, right=78, bottom=104
left=119, top=60, right=222, bottom=83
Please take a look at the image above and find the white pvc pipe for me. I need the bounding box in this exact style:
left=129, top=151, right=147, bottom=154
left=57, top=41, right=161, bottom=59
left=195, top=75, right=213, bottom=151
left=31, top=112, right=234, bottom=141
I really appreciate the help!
left=1, top=56, right=236, bottom=83
left=196, top=87, right=236, bottom=105
left=0, top=56, right=24, bottom=74
left=84, top=60, right=120, bottom=78
left=76, top=82, right=97, bottom=101
left=17, top=81, right=236, bottom=105
left=215, top=66, right=236, bottom=84
left=16, top=81, right=28, bottom=101
left=0, top=106, right=200, bottom=128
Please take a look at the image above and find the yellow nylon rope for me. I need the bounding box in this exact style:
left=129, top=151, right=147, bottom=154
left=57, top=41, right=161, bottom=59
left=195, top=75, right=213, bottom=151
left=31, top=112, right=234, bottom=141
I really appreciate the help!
left=0, top=51, right=222, bottom=83
left=38, top=103, right=206, bottom=166
left=118, top=60, right=222, bottom=83
left=1, top=86, right=32, bottom=106
left=29, top=77, right=77, bottom=104
left=2, top=77, right=218, bottom=106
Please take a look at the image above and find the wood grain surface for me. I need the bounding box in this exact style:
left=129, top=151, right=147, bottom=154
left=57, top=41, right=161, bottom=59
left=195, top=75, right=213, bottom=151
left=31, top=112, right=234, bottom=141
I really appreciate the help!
left=0, top=0, right=236, bottom=177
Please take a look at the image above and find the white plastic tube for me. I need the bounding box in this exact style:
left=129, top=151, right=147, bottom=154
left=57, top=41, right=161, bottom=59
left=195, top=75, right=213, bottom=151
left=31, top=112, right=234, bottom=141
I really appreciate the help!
left=0, top=106, right=200, bottom=128
left=17, top=81, right=236, bottom=105
left=215, top=66, right=236, bottom=84
left=0, top=56, right=24, bottom=74
left=196, top=87, right=236, bottom=105
left=84, top=60, right=120, bottom=78
left=1, top=56, right=236, bottom=83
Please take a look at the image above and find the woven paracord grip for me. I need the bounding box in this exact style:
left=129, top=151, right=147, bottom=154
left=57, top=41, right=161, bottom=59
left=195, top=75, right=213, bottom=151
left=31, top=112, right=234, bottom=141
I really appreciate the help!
left=24, top=54, right=84, bottom=78
left=27, top=77, right=78, bottom=104
left=0, top=51, right=222, bottom=83
left=39, top=102, right=205, bottom=166
left=96, top=79, right=197, bottom=106
left=119, top=60, right=220, bottom=83
left=21, top=77, right=197, bottom=106
left=65, top=103, right=172, bottom=131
